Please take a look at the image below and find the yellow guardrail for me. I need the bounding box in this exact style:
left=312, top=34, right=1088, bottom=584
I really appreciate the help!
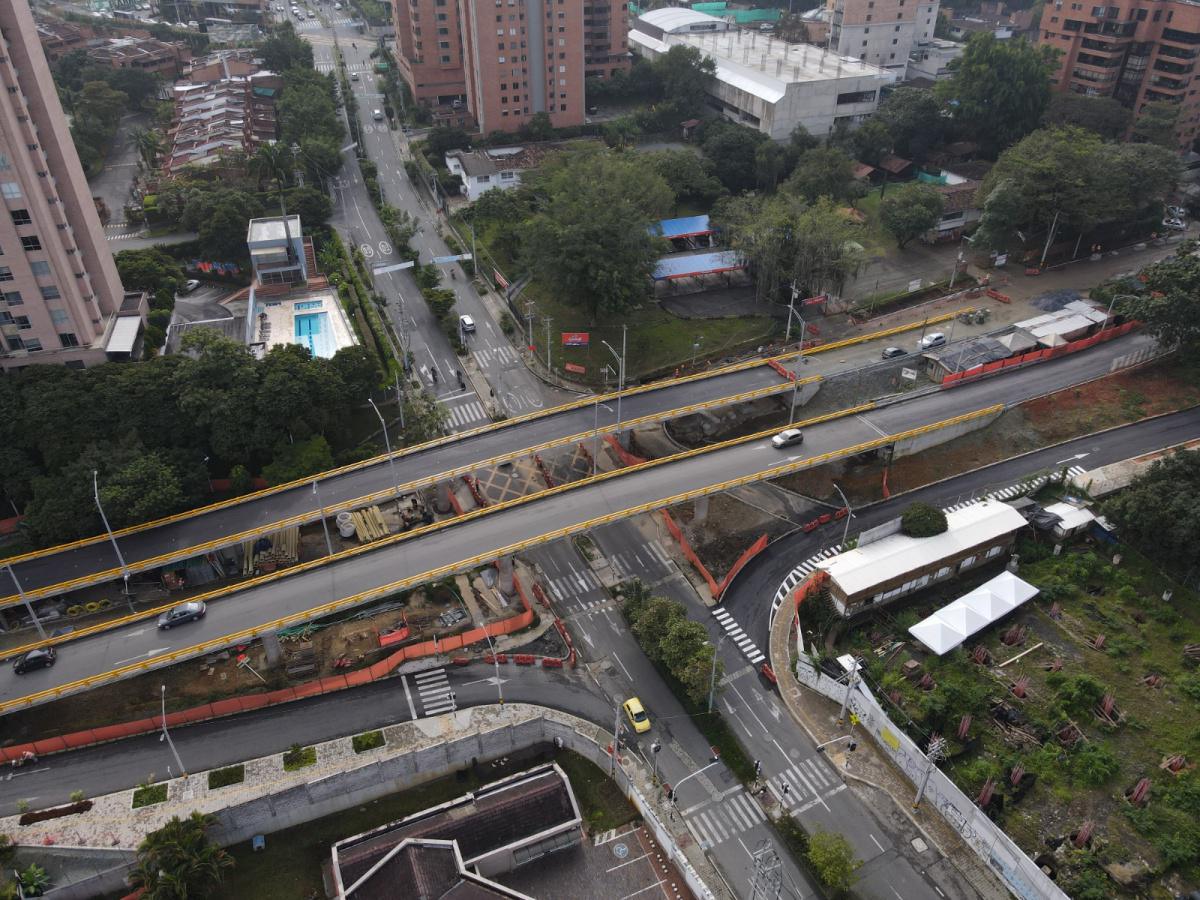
left=0, top=403, right=1001, bottom=714
left=1, top=307, right=968, bottom=573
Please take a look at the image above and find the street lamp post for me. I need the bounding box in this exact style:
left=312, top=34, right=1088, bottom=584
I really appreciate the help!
left=312, top=480, right=334, bottom=557
left=5, top=564, right=46, bottom=641
left=832, top=482, right=853, bottom=548
left=453, top=590, right=503, bottom=705
left=600, top=326, right=627, bottom=442
left=202, top=456, right=212, bottom=494
left=650, top=740, right=662, bottom=783
left=691, top=335, right=703, bottom=369
left=93, top=470, right=134, bottom=612
left=368, top=397, right=402, bottom=516
left=160, top=684, right=186, bottom=777
left=707, top=635, right=726, bottom=713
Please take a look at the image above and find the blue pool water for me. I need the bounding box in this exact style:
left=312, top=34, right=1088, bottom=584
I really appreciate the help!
left=294, top=312, right=336, bottom=359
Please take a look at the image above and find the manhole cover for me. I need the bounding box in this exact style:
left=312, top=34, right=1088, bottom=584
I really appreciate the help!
left=612, top=842, right=629, bottom=860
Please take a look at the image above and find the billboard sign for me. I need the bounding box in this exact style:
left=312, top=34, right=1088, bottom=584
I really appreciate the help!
left=562, top=332, right=590, bottom=347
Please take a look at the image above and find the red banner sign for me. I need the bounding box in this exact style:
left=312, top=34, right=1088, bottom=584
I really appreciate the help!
left=565, top=363, right=587, bottom=374
left=803, top=294, right=827, bottom=306
left=494, top=269, right=509, bottom=290
left=562, top=331, right=590, bottom=347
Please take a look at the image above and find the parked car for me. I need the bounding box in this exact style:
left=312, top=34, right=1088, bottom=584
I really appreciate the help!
left=881, top=346, right=907, bottom=360
left=771, top=428, right=804, bottom=449
left=181, top=279, right=201, bottom=294
left=157, top=600, right=207, bottom=630
left=1163, top=217, right=1186, bottom=231
left=623, top=697, right=651, bottom=733
left=13, top=647, right=56, bottom=675
left=919, top=332, right=947, bottom=350
left=459, top=314, right=476, bottom=334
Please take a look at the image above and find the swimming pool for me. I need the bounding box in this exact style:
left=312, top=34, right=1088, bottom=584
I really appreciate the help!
left=294, top=311, right=336, bottom=359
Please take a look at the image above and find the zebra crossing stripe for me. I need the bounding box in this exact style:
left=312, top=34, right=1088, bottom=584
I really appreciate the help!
left=699, top=810, right=727, bottom=842
left=749, top=651, right=765, bottom=664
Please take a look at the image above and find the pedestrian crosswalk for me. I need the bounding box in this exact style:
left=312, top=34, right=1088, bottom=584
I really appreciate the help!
left=711, top=606, right=765, bottom=666
left=443, top=398, right=489, bottom=430
left=769, top=544, right=847, bottom=623
left=412, top=667, right=456, bottom=716
left=607, top=541, right=673, bottom=581
left=473, top=345, right=518, bottom=367
left=686, top=789, right=766, bottom=850
left=766, top=758, right=845, bottom=814
left=545, top=567, right=604, bottom=606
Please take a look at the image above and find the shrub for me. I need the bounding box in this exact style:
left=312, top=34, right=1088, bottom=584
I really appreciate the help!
left=207, top=765, right=245, bottom=790
left=69, top=790, right=85, bottom=803
left=806, top=829, right=861, bottom=893
left=132, top=783, right=169, bottom=808
left=900, top=502, right=947, bottom=537
left=1068, top=743, right=1121, bottom=787
left=282, top=744, right=316, bottom=771
left=352, top=730, right=385, bottom=753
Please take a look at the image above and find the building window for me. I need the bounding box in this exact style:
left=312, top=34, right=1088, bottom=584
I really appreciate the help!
left=58, top=332, right=79, bottom=347
left=0, top=266, right=12, bottom=282
left=959, top=555, right=977, bottom=571
left=50, top=308, right=69, bottom=324
left=20, top=235, right=41, bottom=252
left=3, top=291, right=21, bottom=305
left=22, top=337, right=41, bottom=352
left=10, top=209, right=31, bottom=226
left=0, top=153, right=9, bottom=171
left=40, top=286, right=59, bottom=301
left=30, top=261, right=50, bottom=277
left=986, top=545, right=1004, bottom=558
left=0, top=182, right=20, bottom=200
left=14, top=315, right=30, bottom=330
left=935, top=566, right=952, bottom=579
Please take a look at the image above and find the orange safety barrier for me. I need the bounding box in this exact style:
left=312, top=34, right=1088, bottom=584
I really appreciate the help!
left=767, top=359, right=795, bottom=381
left=542, top=657, right=564, bottom=668
left=661, top=509, right=721, bottom=597
left=603, top=435, right=649, bottom=467
left=534, top=454, right=556, bottom=489
left=463, top=475, right=488, bottom=508
left=943, top=323, right=1140, bottom=388
left=451, top=656, right=470, bottom=666
left=532, top=581, right=552, bottom=609
left=792, top=570, right=829, bottom=609
left=446, top=485, right=465, bottom=516
left=716, top=534, right=769, bottom=600
left=577, top=441, right=595, bottom=471
left=985, top=289, right=1011, bottom=303
left=513, top=654, right=536, bottom=666
left=0, top=574, right=539, bottom=765
left=882, top=467, right=891, bottom=499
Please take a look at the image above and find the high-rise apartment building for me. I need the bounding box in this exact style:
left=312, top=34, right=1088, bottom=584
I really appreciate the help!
left=394, top=0, right=630, bottom=133
left=828, top=0, right=940, bottom=74
left=0, top=1, right=132, bottom=370
left=1038, top=0, right=1200, bottom=149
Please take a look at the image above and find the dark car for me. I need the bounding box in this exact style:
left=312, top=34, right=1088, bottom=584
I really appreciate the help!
left=13, top=647, right=56, bottom=675
left=881, top=346, right=907, bottom=360
left=157, top=600, right=207, bottom=630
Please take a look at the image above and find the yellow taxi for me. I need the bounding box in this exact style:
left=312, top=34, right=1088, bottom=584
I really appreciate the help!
left=623, top=697, right=651, bottom=734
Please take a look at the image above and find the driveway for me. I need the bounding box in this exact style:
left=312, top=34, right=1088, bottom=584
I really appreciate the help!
left=87, top=111, right=149, bottom=227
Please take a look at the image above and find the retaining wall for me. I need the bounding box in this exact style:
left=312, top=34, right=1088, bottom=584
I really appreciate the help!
left=891, top=407, right=1004, bottom=460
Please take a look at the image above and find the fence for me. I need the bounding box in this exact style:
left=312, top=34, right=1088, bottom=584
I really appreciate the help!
left=788, top=650, right=1068, bottom=900
left=942, top=322, right=1139, bottom=386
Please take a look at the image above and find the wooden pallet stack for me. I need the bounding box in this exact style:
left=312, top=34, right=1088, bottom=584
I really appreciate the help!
left=350, top=505, right=389, bottom=543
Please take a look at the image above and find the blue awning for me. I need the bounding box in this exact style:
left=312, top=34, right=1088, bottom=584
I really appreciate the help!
left=653, top=250, right=745, bottom=281
left=649, top=215, right=712, bottom=240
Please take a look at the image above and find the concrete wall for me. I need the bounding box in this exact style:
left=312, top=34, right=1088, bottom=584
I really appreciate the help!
left=891, top=407, right=1002, bottom=459
left=17, top=846, right=134, bottom=900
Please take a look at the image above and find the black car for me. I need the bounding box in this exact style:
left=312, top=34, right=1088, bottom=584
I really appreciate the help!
left=13, top=647, right=56, bottom=675
left=881, top=346, right=907, bottom=360
left=157, top=601, right=207, bottom=630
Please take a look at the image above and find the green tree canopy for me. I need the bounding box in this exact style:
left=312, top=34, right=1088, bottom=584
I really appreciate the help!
left=699, top=119, right=771, bottom=194
left=1042, top=93, right=1132, bottom=139
left=260, top=22, right=314, bottom=72
left=642, top=149, right=725, bottom=210
left=845, top=118, right=893, bottom=167
left=651, top=44, right=716, bottom=115
left=901, top=502, right=948, bottom=537
left=131, top=811, right=234, bottom=899
left=784, top=147, right=860, bottom=204
left=875, top=87, right=945, bottom=163
left=521, top=148, right=672, bottom=321
left=1131, top=100, right=1181, bottom=148
left=1104, top=449, right=1200, bottom=572
left=806, top=830, right=862, bottom=893
left=1119, top=242, right=1200, bottom=350
left=99, top=452, right=187, bottom=529
left=115, top=247, right=186, bottom=296
left=936, top=34, right=1057, bottom=156
left=880, top=183, right=945, bottom=248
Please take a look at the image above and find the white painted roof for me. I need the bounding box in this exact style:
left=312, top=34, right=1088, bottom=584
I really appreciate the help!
left=909, top=570, right=1039, bottom=655
left=106, top=316, right=142, bottom=354
left=819, top=500, right=1027, bottom=597
left=1044, top=501, right=1096, bottom=532
left=639, top=7, right=727, bottom=32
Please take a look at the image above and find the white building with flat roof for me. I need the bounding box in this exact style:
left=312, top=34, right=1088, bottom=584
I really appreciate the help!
left=629, top=24, right=897, bottom=140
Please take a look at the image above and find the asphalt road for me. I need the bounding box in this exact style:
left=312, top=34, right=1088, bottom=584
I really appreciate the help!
left=87, top=111, right=147, bottom=227
left=0, top=333, right=1157, bottom=708
left=721, top=404, right=1200, bottom=655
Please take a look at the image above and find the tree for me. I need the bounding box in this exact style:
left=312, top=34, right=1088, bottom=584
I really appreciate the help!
left=131, top=811, right=234, bottom=899
left=651, top=45, right=716, bottom=115
left=260, top=435, right=335, bottom=485
left=806, top=830, right=861, bottom=894
left=630, top=596, right=686, bottom=663
left=643, top=150, right=724, bottom=210
left=784, top=147, right=859, bottom=203
left=880, top=183, right=944, bottom=248
left=521, top=147, right=672, bottom=321
left=846, top=118, right=892, bottom=167
left=1132, top=100, right=1181, bottom=148
left=1042, top=93, right=1131, bottom=140
left=901, top=502, right=948, bottom=537
left=519, top=111, right=554, bottom=142
left=106, top=68, right=159, bottom=109
left=700, top=120, right=770, bottom=193
left=679, top=642, right=721, bottom=707
left=660, top=619, right=710, bottom=674
left=75, top=80, right=128, bottom=132
left=331, top=345, right=382, bottom=396
left=116, top=247, right=186, bottom=296
left=99, top=453, right=186, bottom=529
left=173, top=330, right=261, bottom=462
left=277, top=69, right=341, bottom=147
left=423, top=126, right=472, bottom=163
left=875, top=87, right=945, bottom=163
left=260, top=22, right=314, bottom=72
left=1119, top=244, right=1200, bottom=350
left=285, top=185, right=333, bottom=227
left=132, top=127, right=163, bottom=169
left=755, top=141, right=790, bottom=193
left=936, top=34, right=1056, bottom=156
left=1104, top=448, right=1200, bottom=569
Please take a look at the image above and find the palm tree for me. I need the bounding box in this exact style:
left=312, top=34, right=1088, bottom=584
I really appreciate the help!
left=250, top=142, right=298, bottom=265
left=132, top=128, right=163, bottom=170
left=130, top=811, right=234, bottom=899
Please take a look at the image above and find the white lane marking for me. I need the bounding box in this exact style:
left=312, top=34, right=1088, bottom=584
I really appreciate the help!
left=612, top=652, right=633, bottom=681
left=401, top=675, right=417, bottom=719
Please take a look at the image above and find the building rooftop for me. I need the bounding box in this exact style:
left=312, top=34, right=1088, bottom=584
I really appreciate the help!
left=446, top=141, right=598, bottom=178
left=638, top=7, right=727, bottom=32
left=923, top=334, right=1013, bottom=374
left=909, top=569, right=1039, bottom=655
left=345, top=839, right=532, bottom=900
left=819, top=500, right=1028, bottom=596
left=247, top=215, right=302, bottom=245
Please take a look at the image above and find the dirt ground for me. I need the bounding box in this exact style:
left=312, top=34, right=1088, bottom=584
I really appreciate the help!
left=775, top=356, right=1200, bottom=506
left=673, top=493, right=795, bottom=578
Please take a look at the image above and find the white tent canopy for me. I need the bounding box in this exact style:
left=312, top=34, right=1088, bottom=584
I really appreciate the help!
left=908, top=570, right=1039, bottom=655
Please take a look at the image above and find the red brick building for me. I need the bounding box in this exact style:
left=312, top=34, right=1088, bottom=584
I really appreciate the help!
left=1038, top=0, right=1200, bottom=148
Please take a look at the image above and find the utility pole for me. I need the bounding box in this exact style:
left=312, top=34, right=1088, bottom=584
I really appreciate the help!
left=5, top=564, right=45, bottom=641
left=611, top=702, right=621, bottom=776
left=393, top=370, right=406, bottom=432
left=160, top=684, right=187, bottom=777
left=650, top=740, right=662, bottom=783
left=93, top=469, right=133, bottom=612
left=312, top=480, right=334, bottom=557
left=707, top=635, right=726, bottom=713
left=837, top=655, right=860, bottom=725
left=544, top=316, right=552, bottom=376
left=591, top=395, right=600, bottom=477
left=832, top=481, right=853, bottom=547
left=913, top=736, right=947, bottom=809
left=368, top=398, right=402, bottom=516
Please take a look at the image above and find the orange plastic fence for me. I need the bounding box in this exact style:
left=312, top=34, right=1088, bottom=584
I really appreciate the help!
left=767, top=359, right=795, bottom=381
left=942, top=323, right=1138, bottom=387
left=0, top=576, right=536, bottom=764
left=604, top=435, right=649, bottom=467
left=792, top=570, right=829, bottom=609
left=661, top=510, right=721, bottom=597
left=717, top=534, right=769, bottom=600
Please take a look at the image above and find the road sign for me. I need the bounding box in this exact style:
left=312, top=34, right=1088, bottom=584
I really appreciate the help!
left=372, top=260, right=415, bottom=274
left=901, top=367, right=918, bottom=381
left=562, top=331, right=589, bottom=347
left=432, top=253, right=473, bottom=264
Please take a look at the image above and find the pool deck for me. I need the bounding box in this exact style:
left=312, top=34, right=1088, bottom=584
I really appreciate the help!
left=252, top=288, right=357, bottom=359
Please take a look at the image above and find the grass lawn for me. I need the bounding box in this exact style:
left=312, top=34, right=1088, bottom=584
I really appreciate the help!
left=131, top=783, right=168, bottom=809
left=282, top=745, right=316, bottom=772
left=851, top=188, right=894, bottom=257
left=223, top=751, right=635, bottom=900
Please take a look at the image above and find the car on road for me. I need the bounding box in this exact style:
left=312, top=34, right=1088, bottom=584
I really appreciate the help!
left=13, top=647, right=56, bottom=675
left=919, top=332, right=947, bottom=350
left=623, top=697, right=651, bottom=733
left=459, top=314, right=476, bottom=334
left=373, top=108, right=384, bottom=120
left=1163, top=217, right=1186, bottom=231
left=350, top=72, right=360, bottom=81
left=157, top=600, right=207, bottom=630
left=181, top=279, right=201, bottom=294
left=771, top=428, right=804, bottom=449
left=881, top=346, right=907, bottom=360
